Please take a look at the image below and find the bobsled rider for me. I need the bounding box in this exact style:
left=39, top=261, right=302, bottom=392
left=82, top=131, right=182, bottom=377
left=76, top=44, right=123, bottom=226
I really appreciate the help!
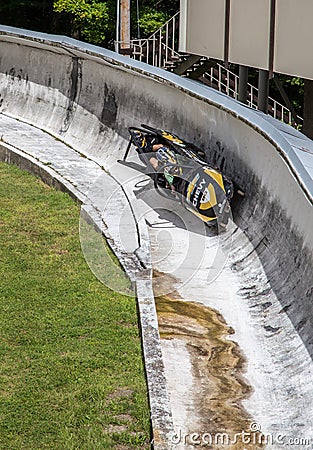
left=131, top=130, right=182, bottom=192
left=149, top=143, right=183, bottom=192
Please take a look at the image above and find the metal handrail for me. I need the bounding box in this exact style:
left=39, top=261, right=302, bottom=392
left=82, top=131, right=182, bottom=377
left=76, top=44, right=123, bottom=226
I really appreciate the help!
left=204, top=65, right=302, bottom=125
left=123, top=11, right=302, bottom=127
left=118, top=37, right=181, bottom=68
left=146, top=11, right=180, bottom=47
left=116, top=11, right=180, bottom=67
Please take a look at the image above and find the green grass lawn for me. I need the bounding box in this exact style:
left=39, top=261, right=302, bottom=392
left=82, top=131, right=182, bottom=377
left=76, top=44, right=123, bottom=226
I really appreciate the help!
left=0, top=162, right=150, bottom=449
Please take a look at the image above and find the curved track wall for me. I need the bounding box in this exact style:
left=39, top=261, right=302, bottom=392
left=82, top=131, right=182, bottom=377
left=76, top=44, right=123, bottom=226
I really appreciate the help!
left=0, top=25, right=313, bottom=413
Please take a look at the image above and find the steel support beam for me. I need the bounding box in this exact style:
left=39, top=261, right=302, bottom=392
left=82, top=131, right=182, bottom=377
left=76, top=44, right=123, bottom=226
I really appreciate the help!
left=238, top=65, right=248, bottom=104
left=268, top=0, right=276, bottom=78
left=258, top=69, right=269, bottom=113
left=224, top=0, right=231, bottom=66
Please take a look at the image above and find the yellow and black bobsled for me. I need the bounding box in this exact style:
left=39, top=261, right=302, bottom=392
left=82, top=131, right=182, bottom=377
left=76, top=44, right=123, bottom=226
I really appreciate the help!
left=182, top=166, right=232, bottom=226
left=119, top=124, right=234, bottom=228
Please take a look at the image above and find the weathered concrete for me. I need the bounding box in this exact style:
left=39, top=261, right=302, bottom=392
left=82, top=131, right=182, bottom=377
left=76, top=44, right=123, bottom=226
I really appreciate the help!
left=0, top=26, right=313, bottom=449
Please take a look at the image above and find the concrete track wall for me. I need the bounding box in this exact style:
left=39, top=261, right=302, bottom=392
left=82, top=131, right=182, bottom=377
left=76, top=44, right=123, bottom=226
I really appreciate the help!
left=1, top=26, right=313, bottom=443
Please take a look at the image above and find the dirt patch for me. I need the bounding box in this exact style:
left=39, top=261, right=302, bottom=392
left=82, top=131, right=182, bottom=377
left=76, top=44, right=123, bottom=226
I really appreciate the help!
left=114, top=414, right=133, bottom=423
left=154, top=271, right=265, bottom=449
left=108, top=424, right=127, bottom=433
left=107, top=388, right=134, bottom=400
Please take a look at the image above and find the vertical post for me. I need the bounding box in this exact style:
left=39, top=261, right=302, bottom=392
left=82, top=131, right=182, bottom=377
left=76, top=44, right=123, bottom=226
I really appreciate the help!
left=120, top=0, right=130, bottom=50
left=115, top=0, right=120, bottom=53
left=258, top=69, right=269, bottom=113
left=159, top=29, right=162, bottom=67
left=224, top=0, right=231, bottom=67
left=268, top=0, right=276, bottom=78
left=136, top=0, right=140, bottom=38
left=172, top=15, right=176, bottom=54
left=238, top=65, right=248, bottom=104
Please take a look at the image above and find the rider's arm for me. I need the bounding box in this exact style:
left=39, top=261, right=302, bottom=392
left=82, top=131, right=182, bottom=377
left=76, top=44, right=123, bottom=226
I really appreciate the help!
left=164, top=171, right=174, bottom=185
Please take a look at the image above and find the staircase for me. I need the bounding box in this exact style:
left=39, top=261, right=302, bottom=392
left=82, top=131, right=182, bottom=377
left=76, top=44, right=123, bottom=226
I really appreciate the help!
left=122, top=12, right=180, bottom=68
left=121, top=12, right=302, bottom=128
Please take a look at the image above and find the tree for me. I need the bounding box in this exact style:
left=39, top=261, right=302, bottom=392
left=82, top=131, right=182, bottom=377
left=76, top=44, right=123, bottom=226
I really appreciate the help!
left=136, top=0, right=179, bottom=37
left=138, top=8, right=169, bottom=36
left=53, top=0, right=110, bottom=44
left=0, top=1, right=179, bottom=46
left=0, top=0, right=55, bottom=33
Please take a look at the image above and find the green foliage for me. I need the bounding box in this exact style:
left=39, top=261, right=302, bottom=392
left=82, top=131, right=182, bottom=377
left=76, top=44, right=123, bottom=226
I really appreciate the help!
left=269, top=75, right=304, bottom=116
left=54, top=0, right=110, bottom=44
left=138, top=8, right=169, bottom=36
left=284, top=77, right=304, bottom=113
left=1, top=0, right=180, bottom=45
left=139, top=0, right=179, bottom=18
left=285, top=77, right=304, bottom=97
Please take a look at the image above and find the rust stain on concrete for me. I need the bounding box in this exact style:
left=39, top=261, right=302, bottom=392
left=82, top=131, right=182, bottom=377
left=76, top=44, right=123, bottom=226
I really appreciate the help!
left=153, top=271, right=265, bottom=449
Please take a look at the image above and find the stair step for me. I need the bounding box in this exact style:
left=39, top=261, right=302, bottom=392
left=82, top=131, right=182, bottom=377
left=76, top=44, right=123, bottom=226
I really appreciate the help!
left=169, top=56, right=181, bottom=61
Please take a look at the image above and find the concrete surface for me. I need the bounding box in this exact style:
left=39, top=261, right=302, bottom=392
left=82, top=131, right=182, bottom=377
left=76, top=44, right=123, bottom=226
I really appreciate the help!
left=0, top=26, right=313, bottom=449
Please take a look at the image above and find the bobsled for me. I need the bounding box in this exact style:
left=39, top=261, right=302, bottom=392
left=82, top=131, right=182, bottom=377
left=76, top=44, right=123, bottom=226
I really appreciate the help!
left=119, top=124, right=235, bottom=229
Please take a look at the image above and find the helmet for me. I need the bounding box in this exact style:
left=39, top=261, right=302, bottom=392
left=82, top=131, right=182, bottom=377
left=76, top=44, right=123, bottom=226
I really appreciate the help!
left=156, top=147, right=183, bottom=177
left=130, top=130, right=147, bottom=149
left=156, top=147, right=177, bottom=164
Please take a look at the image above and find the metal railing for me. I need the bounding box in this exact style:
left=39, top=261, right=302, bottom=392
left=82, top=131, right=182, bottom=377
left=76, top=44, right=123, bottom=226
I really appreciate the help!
left=120, top=38, right=181, bottom=68
left=117, top=12, right=180, bottom=68
left=203, top=65, right=302, bottom=126
left=120, top=12, right=302, bottom=128
left=147, top=11, right=180, bottom=61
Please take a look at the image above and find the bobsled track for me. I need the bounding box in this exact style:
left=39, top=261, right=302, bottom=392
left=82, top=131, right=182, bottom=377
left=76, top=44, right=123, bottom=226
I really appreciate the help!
left=1, top=26, right=313, bottom=450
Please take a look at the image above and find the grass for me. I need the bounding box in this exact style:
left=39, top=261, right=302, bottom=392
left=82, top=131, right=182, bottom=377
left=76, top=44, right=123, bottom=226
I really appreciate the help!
left=0, top=162, right=150, bottom=449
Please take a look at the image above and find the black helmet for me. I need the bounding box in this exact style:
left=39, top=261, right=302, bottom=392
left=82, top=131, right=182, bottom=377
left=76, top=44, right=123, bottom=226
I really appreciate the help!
left=130, top=130, right=147, bottom=149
